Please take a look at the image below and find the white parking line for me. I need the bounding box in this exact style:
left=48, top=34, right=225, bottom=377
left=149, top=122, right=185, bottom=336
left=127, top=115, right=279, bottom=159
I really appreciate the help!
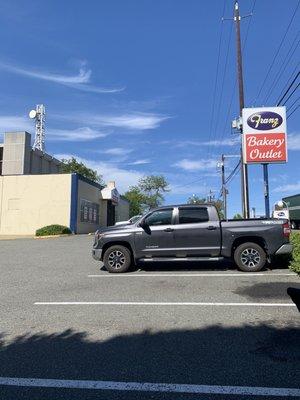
left=88, top=273, right=295, bottom=278
left=35, top=301, right=296, bottom=307
left=0, top=377, right=299, bottom=397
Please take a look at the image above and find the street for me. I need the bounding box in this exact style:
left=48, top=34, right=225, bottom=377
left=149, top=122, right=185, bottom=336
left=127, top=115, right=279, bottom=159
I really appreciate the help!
left=0, top=235, right=300, bottom=399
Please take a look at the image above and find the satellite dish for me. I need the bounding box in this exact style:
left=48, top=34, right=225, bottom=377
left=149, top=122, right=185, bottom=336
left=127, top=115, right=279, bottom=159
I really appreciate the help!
left=29, top=110, right=37, bottom=119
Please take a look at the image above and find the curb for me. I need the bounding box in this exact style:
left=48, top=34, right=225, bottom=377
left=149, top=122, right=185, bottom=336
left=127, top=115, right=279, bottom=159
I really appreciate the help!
left=34, top=234, right=73, bottom=240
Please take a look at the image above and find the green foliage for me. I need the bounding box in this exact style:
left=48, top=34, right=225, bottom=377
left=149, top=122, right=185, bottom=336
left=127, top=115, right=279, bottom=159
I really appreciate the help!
left=289, top=232, right=300, bottom=274
left=61, top=157, right=104, bottom=185
left=36, top=224, right=72, bottom=236
left=187, top=196, right=224, bottom=219
left=124, top=175, right=169, bottom=217
left=187, top=195, right=206, bottom=204
left=233, top=213, right=243, bottom=219
left=123, top=187, right=147, bottom=218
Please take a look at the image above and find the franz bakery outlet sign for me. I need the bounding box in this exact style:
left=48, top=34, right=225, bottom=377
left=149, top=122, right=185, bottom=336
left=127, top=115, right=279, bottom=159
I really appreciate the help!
left=242, top=106, right=287, bottom=164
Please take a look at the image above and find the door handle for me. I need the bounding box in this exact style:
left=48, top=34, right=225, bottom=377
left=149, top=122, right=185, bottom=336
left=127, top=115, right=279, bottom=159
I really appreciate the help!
left=207, top=226, right=217, bottom=230
left=163, top=228, right=174, bottom=232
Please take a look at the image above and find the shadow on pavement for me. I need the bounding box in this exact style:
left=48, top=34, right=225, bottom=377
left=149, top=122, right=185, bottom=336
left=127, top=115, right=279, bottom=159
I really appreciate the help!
left=234, top=282, right=300, bottom=300
left=0, top=323, right=299, bottom=399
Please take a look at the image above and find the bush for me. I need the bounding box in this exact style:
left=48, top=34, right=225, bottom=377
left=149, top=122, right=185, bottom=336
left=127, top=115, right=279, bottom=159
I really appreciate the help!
left=35, top=224, right=72, bottom=236
left=289, top=232, right=300, bottom=274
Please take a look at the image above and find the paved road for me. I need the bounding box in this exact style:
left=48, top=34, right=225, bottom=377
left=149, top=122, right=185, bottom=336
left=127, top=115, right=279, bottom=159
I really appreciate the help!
left=0, top=235, right=299, bottom=399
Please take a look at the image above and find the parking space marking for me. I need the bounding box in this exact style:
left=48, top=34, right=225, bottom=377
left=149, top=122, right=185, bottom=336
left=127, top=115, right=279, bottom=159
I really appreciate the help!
left=35, top=301, right=296, bottom=307
left=88, top=273, right=296, bottom=278
left=0, top=377, right=299, bottom=397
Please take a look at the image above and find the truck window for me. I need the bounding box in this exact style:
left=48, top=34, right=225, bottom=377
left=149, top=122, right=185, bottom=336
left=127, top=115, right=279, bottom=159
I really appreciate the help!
left=178, top=207, right=209, bottom=224
left=145, top=209, right=173, bottom=226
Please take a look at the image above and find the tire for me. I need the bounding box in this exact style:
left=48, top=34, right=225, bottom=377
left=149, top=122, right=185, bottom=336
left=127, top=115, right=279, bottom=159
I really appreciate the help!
left=103, top=245, right=132, bottom=273
left=234, top=242, right=266, bottom=272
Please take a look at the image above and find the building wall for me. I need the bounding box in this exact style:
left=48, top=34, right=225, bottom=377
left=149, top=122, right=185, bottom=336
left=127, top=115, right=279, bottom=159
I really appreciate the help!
left=1, top=132, right=61, bottom=176
left=76, top=178, right=103, bottom=234
left=2, top=132, right=31, bottom=175
left=0, top=174, right=72, bottom=235
left=115, top=197, right=130, bottom=222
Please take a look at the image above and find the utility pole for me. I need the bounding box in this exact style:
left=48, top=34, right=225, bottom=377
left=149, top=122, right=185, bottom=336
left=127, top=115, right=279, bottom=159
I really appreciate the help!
left=234, top=1, right=250, bottom=219
left=221, top=154, right=227, bottom=220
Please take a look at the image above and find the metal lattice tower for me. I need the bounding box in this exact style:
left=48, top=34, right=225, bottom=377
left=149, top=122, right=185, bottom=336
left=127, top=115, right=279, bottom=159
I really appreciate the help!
left=31, top=104, right=46, bottom=152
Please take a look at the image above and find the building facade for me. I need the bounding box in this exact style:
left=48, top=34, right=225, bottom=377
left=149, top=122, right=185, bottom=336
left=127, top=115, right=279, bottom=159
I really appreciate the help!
left=0, top=131, right=129, bottom=235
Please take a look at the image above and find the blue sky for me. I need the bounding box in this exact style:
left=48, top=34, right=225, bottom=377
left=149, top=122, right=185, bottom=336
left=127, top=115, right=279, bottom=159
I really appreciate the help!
left=0, top=0, right=299, bottom=217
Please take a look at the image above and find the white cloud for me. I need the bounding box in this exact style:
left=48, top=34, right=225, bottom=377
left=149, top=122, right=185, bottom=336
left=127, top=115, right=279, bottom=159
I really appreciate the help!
left=288, top=133, right=300, bottom=150
left=0, top=62, right=124, bottom=93
left=55, top=153, right=142, bottom=193
left=48, top=127, right=108, bottom=141
left=58, top=112, right=170, bottom=131
left=273, top=182, right=300, bottom=193
left=0, top=115, right=32, bottom=134
left=103, top=148, right=133, bottom=156
left=173, top=158, right=217, bottom=172
left=128, top=159, right=150, bottom=165
left=172, top=137, right=240, bottom=148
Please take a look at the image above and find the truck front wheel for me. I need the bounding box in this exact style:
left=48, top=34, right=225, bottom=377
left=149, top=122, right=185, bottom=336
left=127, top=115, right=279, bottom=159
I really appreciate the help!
left=234, top=242, right=266, bottom=272
left=103, top=245, right=132, bottom=273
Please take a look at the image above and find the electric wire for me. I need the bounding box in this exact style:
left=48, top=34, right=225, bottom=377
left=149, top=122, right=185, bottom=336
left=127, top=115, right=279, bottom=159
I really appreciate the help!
left=276, top=71, right=299, bottom=105
left=275, top=63, right=299, bottom=105
left=253, top=0, right=300, bottom=105
left=287, top=103, right=300, bottom=119
left=282, top=81, right=300, bottom=106
left=264, top=31, right=300, bottom=104
left=207, top=0, right=226, bottom=160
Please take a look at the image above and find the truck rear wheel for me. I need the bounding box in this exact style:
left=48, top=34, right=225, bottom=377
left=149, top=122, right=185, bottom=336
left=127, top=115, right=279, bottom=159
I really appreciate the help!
left=234, top=242, right=266, bottom=272
left=103, top=245, right=132, bottom=273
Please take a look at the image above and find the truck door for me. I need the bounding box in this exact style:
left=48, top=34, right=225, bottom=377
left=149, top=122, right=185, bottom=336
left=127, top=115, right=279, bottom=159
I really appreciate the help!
left=134, top=208, right=176, bottom=258
left=173, top=206, right=221, bottom=257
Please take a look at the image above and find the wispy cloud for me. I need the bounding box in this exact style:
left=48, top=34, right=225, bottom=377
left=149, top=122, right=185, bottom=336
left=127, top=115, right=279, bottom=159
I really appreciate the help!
left=173, top=158, right=217, bottom=172
left=48, top=127, right=108, bottom=141
left=55, top=153, right=142, bottom=193
left=0, top=62, right=124, bottom=93
left=103, top=148, right=133, bottom=156
left=288, top=133, right=300, bottom=150
left=56, top=112, right=170, bottom=131
left=273, top=182, right=300, bottom=193
left=0, top=115, right=32, bottom=134
left=128, top=159, right=150, bottom=165
left=167, top=137, right=240, bottom=148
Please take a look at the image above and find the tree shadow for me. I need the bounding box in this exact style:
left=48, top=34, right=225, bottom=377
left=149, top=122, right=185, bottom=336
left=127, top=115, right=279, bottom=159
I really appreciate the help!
left=0, top=324, right=299, bottom=399
left=234, top=282, right=300, bottom=300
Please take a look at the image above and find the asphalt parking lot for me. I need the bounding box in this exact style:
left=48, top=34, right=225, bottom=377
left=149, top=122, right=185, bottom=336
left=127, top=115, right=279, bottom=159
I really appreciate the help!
left=0, top=234, right=300, bottom=399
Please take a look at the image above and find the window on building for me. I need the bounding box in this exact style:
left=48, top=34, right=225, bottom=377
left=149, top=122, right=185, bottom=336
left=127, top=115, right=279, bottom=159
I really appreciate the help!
left=178, top=207, right=209, bottom=224
left=145, top=209, right=173, bottom=226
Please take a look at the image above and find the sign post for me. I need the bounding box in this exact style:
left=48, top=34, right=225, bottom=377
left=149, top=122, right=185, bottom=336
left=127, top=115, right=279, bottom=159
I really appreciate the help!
left=242, top=106, right=287, bottom=218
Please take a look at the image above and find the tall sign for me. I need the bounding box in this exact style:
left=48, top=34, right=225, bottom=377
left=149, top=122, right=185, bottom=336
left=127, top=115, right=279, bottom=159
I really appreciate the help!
left=242, top=107, right=287, bottom=164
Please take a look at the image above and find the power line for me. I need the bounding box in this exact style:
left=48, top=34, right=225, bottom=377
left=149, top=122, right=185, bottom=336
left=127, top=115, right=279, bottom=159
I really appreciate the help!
left=287, top=103, right=300, bottom=119
left=253, top=0, right=300, bottom=105
left=264, top=31, right=300, bottom=104
left=208, top=0, right=226, bottom=159
left=276, top=70, right=299, bottom=105
left=282, top=81, right=300, bottom=106
left=287, top=95, right=300, bottom=110
left=275, top=62, right=299, bottom=104
left=214, top=22, right=233, bottom=142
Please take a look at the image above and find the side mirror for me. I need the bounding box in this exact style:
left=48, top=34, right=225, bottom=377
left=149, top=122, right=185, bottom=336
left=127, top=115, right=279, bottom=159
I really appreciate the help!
left=139, top=218, right=148, bottom=229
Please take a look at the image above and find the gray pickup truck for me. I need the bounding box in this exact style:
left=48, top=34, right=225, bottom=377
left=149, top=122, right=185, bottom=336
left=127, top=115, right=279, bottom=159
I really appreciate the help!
left=92, top=204, right=293, bottom=273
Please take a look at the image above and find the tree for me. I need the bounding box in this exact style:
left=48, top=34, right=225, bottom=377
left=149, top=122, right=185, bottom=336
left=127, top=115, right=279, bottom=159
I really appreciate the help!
left=123, top=187, right=147, bottom=217
left=124, top=175, right=170, bottom=217
left=187, top=195, right=206, bottom=204
left=233, top=213, right=243, bottom=219
left=61, top=157, right=104, bottom=185
left=186, top=196, right=224, bottom=219
left=138, top=175, right=170, bottom=208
